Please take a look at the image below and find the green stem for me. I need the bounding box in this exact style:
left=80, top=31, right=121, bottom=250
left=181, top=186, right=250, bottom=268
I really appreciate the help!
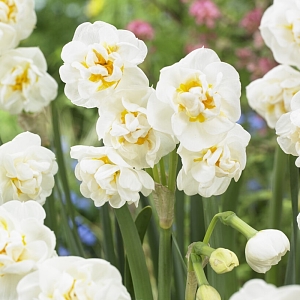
left=100, top=203, right=117, bottom=267
left=193, top=242, right=215, bottom=257
left=285, top=155, right=299, bottom=285
left=190, top=253, right=208, bottom=286
left=168, top=148, right=178, bottom=191
left=153, top=163, right=160, bottom=183
left=114, top=204, right=153, bottom=300
left=269, top=146, right=286, bottom=229
left=158, top=227, right=172, bottom=300
left=51, top=102, right=85, bottom=257
left=221, top=213, right=257, bottom=240
left=159, top=158, right=167, bottom=186
left=203, top=214, right=219, bottom=245
left=266, top=146, right=287, bottom=285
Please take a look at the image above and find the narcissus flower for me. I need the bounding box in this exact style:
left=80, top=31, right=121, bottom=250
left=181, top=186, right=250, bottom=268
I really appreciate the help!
left=246, top=65, right=300, bottom=128
left=59, top=21, right=149, bottom=108
left=229, top=279, right=300, bottom=300
left=276, top=91, right=300, bottom=166
left=0, top=200, right=56, bottom=300
left=17, top=256, right=131, bottom=300
left=149, top=48, right=241, bottom=151
left=260, top=0, right=300, bottom=68
left=0, top=0, right=36, bottom=54
left=177, top=124, right=250, bottom=197
left=96, top=87, right=176, bottom=169
left=245, top=229, right=290, bottom=273
left=0, top=132, right=58, bottom=205
left=0, top=47, right=58, bottom=114
left=70, top=145, right=154, bottom=208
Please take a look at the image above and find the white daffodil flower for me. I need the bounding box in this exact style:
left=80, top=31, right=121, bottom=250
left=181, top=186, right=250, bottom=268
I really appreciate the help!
left=149, top=47, right=241, bottom=151
left=260, top=0, right=300, bottom=68
left=276, top=91, right=300, bottom=166
left=229, top=279, right=300, bottom=300
left=0, top=0, right=36, bottom=54
left=59, top=21, right=149, bottom=108
left=297, top=213, right=300, bottom=229
left=0, top=47, right=58, bottom=114
left=96, top=87, right=176, bottom=169
left=17, top=256, right=131, bottom=300
left=245, top=229, right=290, bottom=273
left=246, top=65, right=300, bottom=128
left=0, top=132, right=58, bottom=205
left=177, top=124, right=250, bottom=197
left=0, top=200, right=56, bottom=300
left=70, top=145, right=154, bottom=208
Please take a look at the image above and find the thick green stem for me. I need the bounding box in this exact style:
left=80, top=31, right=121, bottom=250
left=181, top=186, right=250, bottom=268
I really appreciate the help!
left=114, top=204, right=153, bottom=300
left=266, top=146, right=287, bottom=285
left=158, top=227, right=172, bottom=300
left=155, top=149, right=178, bottom=300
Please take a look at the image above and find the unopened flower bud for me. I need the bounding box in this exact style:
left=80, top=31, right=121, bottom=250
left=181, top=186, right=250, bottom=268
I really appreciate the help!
left=209, top=247, right=239, bottom=274
left=196, top=284, right=221, bottom=300
left=245, top=229, right=290, bottom=273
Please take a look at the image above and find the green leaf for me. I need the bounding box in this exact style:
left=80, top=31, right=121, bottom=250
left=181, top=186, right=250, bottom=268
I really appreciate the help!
left=115, top=204, right=153, bottom=300
left=124, top=206, right=153, bottom=298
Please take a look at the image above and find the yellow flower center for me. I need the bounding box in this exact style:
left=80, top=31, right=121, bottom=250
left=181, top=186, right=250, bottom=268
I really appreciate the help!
left=82, top=45, right=122, bottom=91
left=0, top=0, right=18, bottom=23
left=177, top=77, right=216, bottom=123
left=11, top=66, right=31, bottom=92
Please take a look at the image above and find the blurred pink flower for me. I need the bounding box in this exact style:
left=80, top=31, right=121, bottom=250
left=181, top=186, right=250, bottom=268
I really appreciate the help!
left=248, top=57, right=278, bottom=80
left=189, top=0, right=221, bottom=28
left=240, top=8, right=263, bottom=34
left=235, top=48, right=277, bottom=79
left=126, top=20, right=155, bottom=41
left=253, top=30, right=264, bottom=49
left=235, top=47, right=253, bottom=69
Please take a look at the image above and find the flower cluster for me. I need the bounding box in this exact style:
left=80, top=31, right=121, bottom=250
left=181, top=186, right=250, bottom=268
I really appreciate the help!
left=60, top=21, right=172, bottom=208
left=0, top=0, right=57, bottom=115
left=0, top=200, right=56, bottom=299
left=0, top=200, right=130, bottom=300
left=0, top=0, right=36, bottom=54
left=17, top=256, right=131, bottom=300
left=148, top=47, right=250, bottom=197
left=0, top=132, right=58, bottom=205
left=61, top=21, right=250, bottom=203
left=246, top=0, right=300, bottom=169
left=188, top=0, right=221, bottom=29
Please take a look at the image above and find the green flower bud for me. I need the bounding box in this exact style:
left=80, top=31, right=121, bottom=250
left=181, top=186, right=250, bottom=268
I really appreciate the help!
left=196, top=284, right=221, bottom=300
left=209, top=247, right=239, bottom=274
